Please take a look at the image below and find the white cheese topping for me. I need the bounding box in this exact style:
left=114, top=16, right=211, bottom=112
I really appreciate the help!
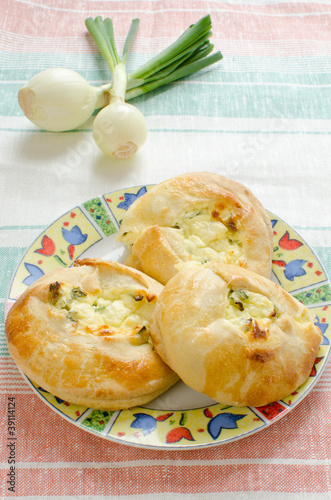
left=52, top=284, right=153, bottom=341
left=175, top=209, right=243, bottom=265
left=226, top=290, right=275, bottom=320
left=224, top=289, right=276, bottom=334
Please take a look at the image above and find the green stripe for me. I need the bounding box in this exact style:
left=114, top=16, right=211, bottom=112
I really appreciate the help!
left=3, top=81, right=331, bottom=119
left=2, top=52, right=331, bottom=121
left=140, top=129, right=331, bottom=134
left=294, top=226, right=331, bottom=231
left=0, top=225, right=46, bottom=230
left=135, top=84, right=331, bottom=119
left=0, top=302, right=4, bottom=325
left=1, top=128, right=331, bottom=135
left=3, top=68, right=331, bottom=87
left=0, top=247, right=27, bottom=298
left=2, top=67, right=331, bottom=85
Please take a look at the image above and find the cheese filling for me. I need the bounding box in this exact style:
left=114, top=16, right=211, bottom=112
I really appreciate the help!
left=49, top=282, right=153, bottom=343
left=174, top=209, right=244, bottom=265
left=225, top=289, right=277, bottom=337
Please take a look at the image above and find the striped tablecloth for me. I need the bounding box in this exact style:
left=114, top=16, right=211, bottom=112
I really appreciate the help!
left=1, top=0, right=331, bottom=498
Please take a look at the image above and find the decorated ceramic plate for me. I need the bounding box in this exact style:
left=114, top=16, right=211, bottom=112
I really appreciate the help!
left=5, top=185, right=331, bottom=450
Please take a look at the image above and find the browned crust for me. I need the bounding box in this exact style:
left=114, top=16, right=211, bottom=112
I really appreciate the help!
left=128, top=226, right=190, bottom=285
left=5, top=259, right=179, bottom=410
left=118, top=172, right=274, bottom=282
left=151, top=263, right=322, bottom=407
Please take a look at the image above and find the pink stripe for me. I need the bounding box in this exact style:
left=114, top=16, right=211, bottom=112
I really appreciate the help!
left=0, top=360, right=21, bottom=369
left=0, top=464, right=330, bottom=495
left=0, top=390, right=330, bottom=464
left=2, top=1, right=331, bottom=44
left=1, top=36, right=330, bottom=58
left=4, top=0, right=331, bottom=16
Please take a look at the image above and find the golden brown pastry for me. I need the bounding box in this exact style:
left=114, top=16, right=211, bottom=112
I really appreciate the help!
left=151, top=262, right=322, bottom=407
left=5, top=259, right=179, bottom=410
left=118, top=172, right=274, bottom=284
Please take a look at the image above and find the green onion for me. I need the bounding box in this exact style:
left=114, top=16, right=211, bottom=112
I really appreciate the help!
left=85, top=14, right=223, bottom=101
left=127, top=15, right=217, bottom=80
left=85, top=15, right=223, bottom=159
left=71, top=287, right=87, bottom=299
left=17, top=16, right=223, bottom=159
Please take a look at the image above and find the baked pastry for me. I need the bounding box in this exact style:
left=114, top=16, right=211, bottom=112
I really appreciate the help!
left=151, top=262, right=322, bottom=407
left=118, top=172, right=274, bottom=284
left=5, top=259, right=179, bottom=410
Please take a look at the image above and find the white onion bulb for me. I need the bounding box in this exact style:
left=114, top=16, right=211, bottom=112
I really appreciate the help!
left=92, top=101, right=148, bottom=159
left=18, top=68, right=102, bottom=132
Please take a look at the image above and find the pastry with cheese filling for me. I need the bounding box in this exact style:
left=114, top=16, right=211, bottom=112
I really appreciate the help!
left=151, top=262, right=322, bottom=407
left=5, top=259, right=179, bottom=410
left=118, top=172, right=274, bottom=284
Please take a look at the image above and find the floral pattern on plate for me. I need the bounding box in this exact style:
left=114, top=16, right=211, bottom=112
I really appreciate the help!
left=8, top=206, right=102, bottom=300
left=108, top=404, right=266, bottom=448
left=271, top=217, right=326, bottom=293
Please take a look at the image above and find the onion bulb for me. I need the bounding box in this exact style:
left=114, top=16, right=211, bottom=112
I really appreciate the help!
left=18, top=68, right=109, bottom=132
left=93, top=101, right=147, bottom=159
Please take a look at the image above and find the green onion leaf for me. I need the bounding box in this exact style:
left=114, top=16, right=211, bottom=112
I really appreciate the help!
left=122, top=18, right=140, bottom=62
left=85, top=17, right=115, bottom=73
left=85, top=15, right=223, bottom=105
left=128, top=15, right=213, bottom=80
left=126, top=51, right=223, bottom=99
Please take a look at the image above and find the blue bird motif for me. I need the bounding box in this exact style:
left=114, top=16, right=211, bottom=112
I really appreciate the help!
left=284, top=259, right=307, bottom=281
left=273, top=259, right=307, bottom=282
left=23, top=263, right=44, bottom=286
left=207, top=412, right=246, bottom=440
left=130, top=412, right=173, bottom=436
left=130, top=413, right=157, bottom=435
left=117, top=187, right=147, bottom=211
left=62, top=225, right=88, bottom=245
